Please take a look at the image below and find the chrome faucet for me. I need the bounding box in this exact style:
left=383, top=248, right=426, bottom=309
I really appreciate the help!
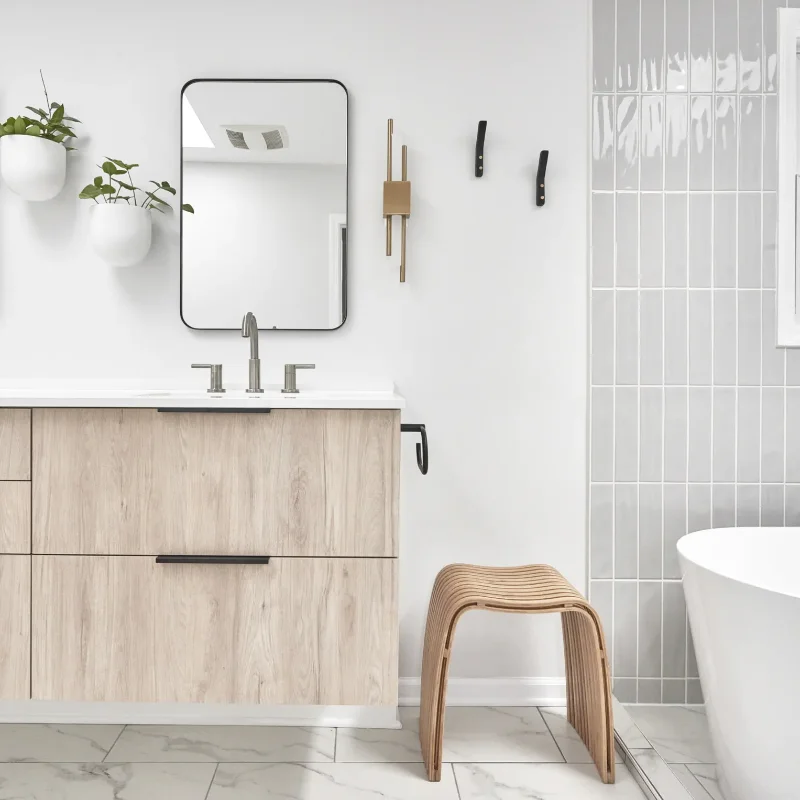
left=241, top=311, right=263, bottom=393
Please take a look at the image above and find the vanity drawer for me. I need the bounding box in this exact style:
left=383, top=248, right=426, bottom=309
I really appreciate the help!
left=0, top=556, right=30, bottom=699
left=0, top=482, right=31, bottom=553
left=32, top=555, right=398, bottom=705
left=0, top=409, right=30, bottom=481
left=32, top=408, right=399, bottom=557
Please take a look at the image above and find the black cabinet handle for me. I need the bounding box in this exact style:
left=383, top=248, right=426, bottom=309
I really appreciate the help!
left=156, top=555, right=271, bottom=564
left=157, top=408, right=272, bottom=414
left=401, top=423, right=428, bottom=475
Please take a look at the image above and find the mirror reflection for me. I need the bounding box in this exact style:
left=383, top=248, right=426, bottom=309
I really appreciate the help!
left=181, top=80, right=347, bottom=330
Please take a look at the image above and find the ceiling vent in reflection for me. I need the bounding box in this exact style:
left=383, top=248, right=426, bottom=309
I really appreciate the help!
left=221, top=125, right=289, bottom=151
left=225, top=129, right=248, bottom=149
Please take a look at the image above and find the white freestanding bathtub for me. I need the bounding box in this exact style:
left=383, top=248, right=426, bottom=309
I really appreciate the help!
left=678, top=528, right=800, bottom=800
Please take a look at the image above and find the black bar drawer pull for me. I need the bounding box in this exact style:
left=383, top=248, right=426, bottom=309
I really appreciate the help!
left=156, top=555, right=271, bottom=565
left=157, top=408, right=272, bottom=414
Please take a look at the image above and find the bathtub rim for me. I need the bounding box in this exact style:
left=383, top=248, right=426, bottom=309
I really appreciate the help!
left=677, top=527, right=800, bottom=602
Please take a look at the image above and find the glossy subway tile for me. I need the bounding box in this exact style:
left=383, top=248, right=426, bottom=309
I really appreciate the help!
left=641, top=0, right=665, bottom=92
left=616, top=96, right=640, bottom=190
left=665, top=194, right=688, bottom=287
left=666, top=0, right=689, bottom=92
left=593, top=0, right=615, bottom=91
left=665, top=95, right=689, bottom=190
left=690, top=0, right=714, bottom=92
left=738, top=96, right=762, bottom=190
left=689, top=194, right=712, bottom=288
left=738, top=0, right=762, bottom=92
left=591, top=193, right=614, bottom=287
left=641, top=96, right=664, bottom=191
left=715, top=0, right=738, bottom=92
left=590, top=484, right=613, bottom=579
left=592, top=96, right=615, bottom=191
left=617, top=0, right=641, bottom=92
left=640, top=194, right=664, bottom=287
left=689, top=96, right=713, bottom=190
left=616, top=194, right=639, bottom=286
left=638, top=582, right=663, bottom=678
left=663, top=483, right=687, bottom=579
left=639, top=483, right=664, bottom=579
left=615, top=484, right=638, bottom=579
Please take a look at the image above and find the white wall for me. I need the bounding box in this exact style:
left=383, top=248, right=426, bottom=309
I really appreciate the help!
left=0, top=0, right=590, bottom=685
left=182, top=162, right=346, bottom=329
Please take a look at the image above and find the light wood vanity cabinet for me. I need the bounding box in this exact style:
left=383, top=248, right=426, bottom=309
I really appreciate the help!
left=0, top=406, right=401, bottom=708
left=33, top=409, right=399, bottom=557
left=33, top=556, right=398, bottom=705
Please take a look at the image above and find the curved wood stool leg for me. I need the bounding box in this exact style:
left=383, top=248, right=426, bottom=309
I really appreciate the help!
left=419, top=568, right=467, bottom=782
left=562, top=607, right=615, bottom=783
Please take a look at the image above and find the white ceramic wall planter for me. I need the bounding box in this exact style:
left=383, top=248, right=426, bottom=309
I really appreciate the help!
left=89, top=205, right=152, bottom=267
left=0, top=135, right=67, bottom=201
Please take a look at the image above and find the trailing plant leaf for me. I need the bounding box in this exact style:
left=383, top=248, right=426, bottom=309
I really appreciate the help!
left=93, top=176, right=103, bottom=187
left=111, top=179, right=137, bottom=191
left=79, top=184, right=102, bottom=199
left=101, top=161, right=125, bottom=176
left=145, top=191, right=169, bottom=205
left=181, top=204, right=195, bottom=213
left=2, top=72, right=80, bottom=149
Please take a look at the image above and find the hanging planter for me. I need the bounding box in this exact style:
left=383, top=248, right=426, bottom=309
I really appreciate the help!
left=89, top=204, right=152, bottom=268
left=81, top=157, right=194, bottom=268
left=0, top=135, right=67, bottom=201
left=0, top=72, right=80, bottom=201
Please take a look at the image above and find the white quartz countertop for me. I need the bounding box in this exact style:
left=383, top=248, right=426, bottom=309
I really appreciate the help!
left=0, top=387, right=405, bottom=410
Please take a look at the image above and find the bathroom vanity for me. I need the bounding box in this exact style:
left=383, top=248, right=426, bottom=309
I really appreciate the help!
left=0, top=388, right=405, bottom=725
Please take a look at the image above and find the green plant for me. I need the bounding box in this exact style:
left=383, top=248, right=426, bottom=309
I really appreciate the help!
left=79, top=158, right=194, bottom=213
left=0, top=71, right=80, bottom=150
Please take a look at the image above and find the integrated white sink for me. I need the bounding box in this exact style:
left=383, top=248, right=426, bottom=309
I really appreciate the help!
left=0, top=387, right=405, bottom=410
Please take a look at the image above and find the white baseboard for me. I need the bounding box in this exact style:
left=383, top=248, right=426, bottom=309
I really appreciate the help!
left=398, top=677, right=567, bottom=707
left=0, top=702, right=400, bottom=729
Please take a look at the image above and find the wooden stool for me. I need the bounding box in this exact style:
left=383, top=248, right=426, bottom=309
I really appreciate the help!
left=419, top=564, right=614, bottom=783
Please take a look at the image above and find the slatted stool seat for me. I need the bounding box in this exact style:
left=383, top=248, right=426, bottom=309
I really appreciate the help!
left=419, top=563, right=614, bottom=783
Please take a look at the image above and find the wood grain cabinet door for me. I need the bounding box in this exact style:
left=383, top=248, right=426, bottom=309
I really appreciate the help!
left=0, top=410, right=30, bottom=480
left=32, top=556, right=398, bottom=705
left=0, top=556, right=30, bottom=699
left=32, top=409, right=399, bottom=556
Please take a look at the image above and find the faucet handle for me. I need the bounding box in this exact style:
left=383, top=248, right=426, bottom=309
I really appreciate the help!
left=282, top=363, right=316, bottom=394
left=191, top=363, right=226, bottom=394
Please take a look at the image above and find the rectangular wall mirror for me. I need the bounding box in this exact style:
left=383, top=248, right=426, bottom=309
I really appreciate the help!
left=180, top=79, right=348, bottom=331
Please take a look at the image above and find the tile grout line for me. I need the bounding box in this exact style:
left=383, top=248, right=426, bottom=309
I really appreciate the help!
left=101, top=725, right=127, bottom=764
left=202, top=763, right=219, bottom=800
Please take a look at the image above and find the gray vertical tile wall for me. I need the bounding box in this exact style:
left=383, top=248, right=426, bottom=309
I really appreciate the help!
left=590, top=0, right=795, bottom=703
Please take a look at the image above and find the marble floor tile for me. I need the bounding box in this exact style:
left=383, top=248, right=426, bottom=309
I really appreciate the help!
left=335, top=708, right=422, bottom=762
left=687, top=764, right=723, bottom=800
left=669, top=764, right=716, bottom=799
left=0, top=762, right=216, bottom=799
left=630, top=749, right=695, bottom=800
left=337, top=707, right=562, bottom=764
left=539, top=707, right=622, bottom=764
left=105, top=725, right=335, bottom=763
left=207, top=762, right=460, bottom=799
left=612, top=698, right=651, bottom=750
left=439, top=707, right=564, bottom=763
left=626, top=706, right=715, bottom=763
left=453, top=762, right=646, bottom=799
left=0, top=725, right=124, bottom=763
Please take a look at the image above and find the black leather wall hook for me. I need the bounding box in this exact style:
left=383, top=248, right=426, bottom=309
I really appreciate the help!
left=475, top=121, right=487, bottom=177
left=536, top=150, right=549, bottom=206
left=401, top=423, right=429, bottom=475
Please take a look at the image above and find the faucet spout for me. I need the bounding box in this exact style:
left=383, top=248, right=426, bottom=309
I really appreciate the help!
left=241, top=311, right=263, bottom=393
left=242, top=311, right=259, bottom=360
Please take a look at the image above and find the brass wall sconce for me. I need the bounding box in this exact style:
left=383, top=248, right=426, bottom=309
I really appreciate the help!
left=383, top=119, right=411, bottom=282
